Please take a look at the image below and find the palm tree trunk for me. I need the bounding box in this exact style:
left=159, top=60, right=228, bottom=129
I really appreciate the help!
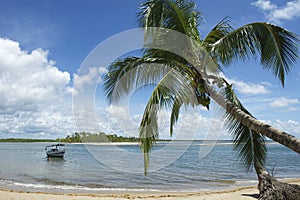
left=207, top=87, right=300, bottom=199
left=255, top=165, right=300, bottom=200
left=208, top=87, right=300, bottom=154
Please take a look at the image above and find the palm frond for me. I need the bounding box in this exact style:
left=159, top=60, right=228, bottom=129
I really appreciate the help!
left=201, top=17, right=232, bottom=73
left=138, top=0, right=203, bottom=70
left=170, top=97, right=182, bottom=136
left=139, top=65, right=196, bottom=174
left=203, top=17, right=233, bottom=49
left=210, top=22, right=299, bottom=86
left=138, top=0, right=201, bottom=42
left=104, top=57, right=174, bottom=103
left=221, top=85, right=266, bottom=171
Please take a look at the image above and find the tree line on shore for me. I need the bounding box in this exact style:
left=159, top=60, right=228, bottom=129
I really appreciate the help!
left=0, top=132, right=139, bottom=143
left=59, top=132, right=139, bottom=143
left=0, top=138, right=57, bottom=142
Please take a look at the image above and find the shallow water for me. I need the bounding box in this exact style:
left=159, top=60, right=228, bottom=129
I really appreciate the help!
left=0, top=142, right=299, bottom=193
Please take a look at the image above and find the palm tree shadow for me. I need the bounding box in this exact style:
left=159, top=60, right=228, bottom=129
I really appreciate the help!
left=242, top=193, right=259, bottom=199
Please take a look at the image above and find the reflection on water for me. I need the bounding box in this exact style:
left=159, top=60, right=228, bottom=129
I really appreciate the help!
left=45, top=157, right=65, bottom=172
left=46, top=157, right=65, bottom=162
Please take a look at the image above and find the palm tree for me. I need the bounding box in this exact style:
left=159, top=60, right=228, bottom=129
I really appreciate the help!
left=104, top=0, right=300, bottom=198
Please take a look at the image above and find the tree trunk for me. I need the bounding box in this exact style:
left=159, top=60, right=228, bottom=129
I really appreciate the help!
left=208, top=87, right=300, bottom=154
left=207, top=87, right=300, bottom=199
left=256, top=167, right=300, bottom=200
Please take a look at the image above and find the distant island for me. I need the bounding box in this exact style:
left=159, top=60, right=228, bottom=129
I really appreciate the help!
left=60, top=132, right=139, bottom=143
left=0, top=132, right=140, bottom=143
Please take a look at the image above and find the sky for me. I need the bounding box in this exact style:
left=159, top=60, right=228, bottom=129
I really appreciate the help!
left=0, top=0, right=300, bottom=140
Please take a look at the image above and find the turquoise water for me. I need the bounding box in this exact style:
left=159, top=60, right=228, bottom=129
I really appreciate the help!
left=0, top=142, right=299, bottom=193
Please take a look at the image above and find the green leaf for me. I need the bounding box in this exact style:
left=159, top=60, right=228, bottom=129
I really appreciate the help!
left=221, top=85, right=267, bottom=171
left=210, top=22, right=299, bottom=86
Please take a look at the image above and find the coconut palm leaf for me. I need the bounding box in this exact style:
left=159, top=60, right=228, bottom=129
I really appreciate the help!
left=203, top=17, right=233, bottom=49
left=139, top=0, right=203, bottom=69
left=210, top=22, right=299, bottom=86
left=104, top=56, right=196, bottom=104
left=170, top=97, right=182, bottom=136
left=221, top=85, right=266, bottom=171
left=138, top=0, right=201, bottom=42
left=104, top=57, right=175, bottom=103
left=138, top=63, right=197, bottom=174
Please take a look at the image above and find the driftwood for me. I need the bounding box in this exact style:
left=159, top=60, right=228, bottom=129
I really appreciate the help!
left=257, top=170, right=300, bottom=200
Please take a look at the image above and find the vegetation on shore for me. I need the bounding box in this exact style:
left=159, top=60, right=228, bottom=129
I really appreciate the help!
left=59, top=132, right=139, bottom=143
left=0, top=132, right=139, bottom=143
left=0, top=138, right=57, bottom=142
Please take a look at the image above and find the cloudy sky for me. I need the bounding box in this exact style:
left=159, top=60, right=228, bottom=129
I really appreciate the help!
left=0, top=0, right=300, bottom=140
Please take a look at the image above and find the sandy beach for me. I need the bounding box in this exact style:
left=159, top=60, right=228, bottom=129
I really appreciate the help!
left=1, top=179, right=299, bottom=200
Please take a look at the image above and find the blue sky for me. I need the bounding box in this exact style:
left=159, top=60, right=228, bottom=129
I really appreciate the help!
left=0, top=0, right=300, bottom=140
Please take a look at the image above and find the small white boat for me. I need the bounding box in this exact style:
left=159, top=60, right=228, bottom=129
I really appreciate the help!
left=45, top=144, right=66, bottom=158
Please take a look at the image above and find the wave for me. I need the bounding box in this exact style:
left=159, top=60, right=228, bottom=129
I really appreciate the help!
left=236, top=180, right=258, bottom=185
left=0, top=179, right=159, bottom=193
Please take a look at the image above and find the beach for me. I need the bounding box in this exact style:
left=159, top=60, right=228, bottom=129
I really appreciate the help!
left=0, top=186, right=262, bottom=200
left=1, top=179, right=300, bottom=200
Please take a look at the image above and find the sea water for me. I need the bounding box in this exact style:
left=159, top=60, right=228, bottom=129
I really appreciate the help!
left=0, top=141, right=299, bottom=193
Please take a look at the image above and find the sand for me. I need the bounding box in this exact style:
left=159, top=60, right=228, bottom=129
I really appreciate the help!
left=1, top=179, right=299, bottom=200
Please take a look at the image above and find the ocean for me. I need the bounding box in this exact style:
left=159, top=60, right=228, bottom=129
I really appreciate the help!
left=0, top=141, right=299, bottom=193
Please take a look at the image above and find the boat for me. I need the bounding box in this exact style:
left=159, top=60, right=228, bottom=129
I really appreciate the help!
left=45, top=144, right=66, bottom=158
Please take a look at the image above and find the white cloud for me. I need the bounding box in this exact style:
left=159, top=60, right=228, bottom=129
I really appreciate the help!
left=221, top=73, right=270, bottom=95
left=0, top=38, right=73, bottom=138
left=269, top=1, right=300, bottom=21
left=231, top=80, right=269, bottom=95
left=170, top=111, right=226, bottom=140
left=270, top=97, right=299, bottom=108
left=0, top=38, right=70, bottom=104
left=73, top=66, right=107, bottom=94
left=273, top=119, right=300, bottom=137
left=103, top=105, right=171, bottom=138
left=93, top=104, right=229, bottom=140
left=252, top=0, right=300, bottom=23
left=105, top=104, right=139, bottom=136
left=252, top=0, right=277, bottom=10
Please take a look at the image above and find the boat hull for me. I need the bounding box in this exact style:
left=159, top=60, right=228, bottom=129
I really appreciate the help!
left=46, top=150, right=65, bottom=157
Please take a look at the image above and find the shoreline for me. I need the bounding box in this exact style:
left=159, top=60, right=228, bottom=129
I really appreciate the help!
left=71, top=141, right=280, bottom=146
left=0, top=141, right=281, bottom=147
left=1, top=179, right=299, bottom=200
